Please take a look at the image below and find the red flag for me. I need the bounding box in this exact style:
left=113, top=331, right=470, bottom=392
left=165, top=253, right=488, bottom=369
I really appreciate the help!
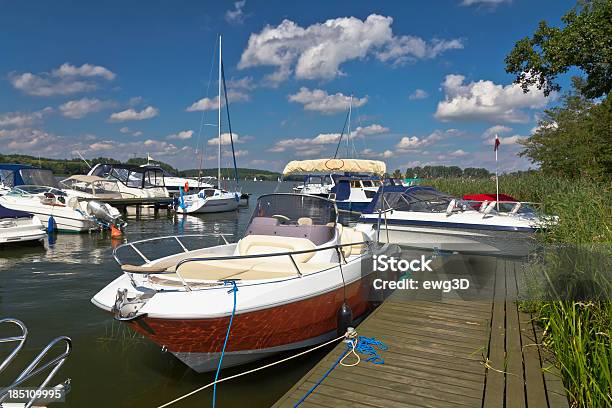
left=494, top=134, right=500, bottom=152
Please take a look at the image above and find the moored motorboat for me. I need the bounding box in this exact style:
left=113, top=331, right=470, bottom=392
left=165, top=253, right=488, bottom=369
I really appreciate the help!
left=357, top=185, right=551, bottom=257
left=285, top=159, right=386, bottom=214
left=0, top=204, right=46, bottom=245
left=176, top=188, right=239, bottom=214
left=91, top=193, right=399, bottom=372
left=87, top=163, right=169, bottom=198
left=0, top=186, right=120, bottom=232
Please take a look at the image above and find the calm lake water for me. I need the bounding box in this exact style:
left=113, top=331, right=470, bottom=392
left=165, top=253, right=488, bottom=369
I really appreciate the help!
left=0, top=181, right=360, bottom=407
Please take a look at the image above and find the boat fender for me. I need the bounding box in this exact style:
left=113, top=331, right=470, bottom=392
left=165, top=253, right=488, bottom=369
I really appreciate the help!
left=337, top=302, right=353, bottom=337
left=234, top=193, right=240, bottom=202
left=184, top=181, right=189, bottom=192
left=47, top=216, right=57, bottom=233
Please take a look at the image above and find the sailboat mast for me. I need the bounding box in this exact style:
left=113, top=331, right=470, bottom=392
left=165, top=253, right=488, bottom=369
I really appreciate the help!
left=217, top=35, right=222, bottom=186
left=347, top=94, right=353, bottom=158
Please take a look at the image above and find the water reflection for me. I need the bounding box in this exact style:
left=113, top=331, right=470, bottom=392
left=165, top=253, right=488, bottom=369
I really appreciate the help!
left=1, top=182, right=331, bottom=408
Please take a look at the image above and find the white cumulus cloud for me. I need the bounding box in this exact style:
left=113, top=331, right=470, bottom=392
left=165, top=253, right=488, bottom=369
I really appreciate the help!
left=0, top=107, right=52, bottom=127
left=186, top=91, right=249, bottom=112
left=59, top=98, right=115, bottom=119
left=288, top=88, right=368, bottom=114
left=409, top=89, right=429, bottom=100
left=208, top=133, right=248, bottom=146
left=167, top=130, right=194, bottom=140
left=9, top=63, right=115, bottom=97
left=434, top=74, right=550, bottom=123
left=225, top=0, right=247, bottom=24
left=268, top=124, right=389, bottom=154
left=109, top=106, right=159, bottom=122
left=238, top=14, right=462, bottom=83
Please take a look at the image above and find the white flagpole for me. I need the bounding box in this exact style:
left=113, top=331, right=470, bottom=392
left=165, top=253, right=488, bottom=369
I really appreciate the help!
left=495, top=134, right=499, bottom=210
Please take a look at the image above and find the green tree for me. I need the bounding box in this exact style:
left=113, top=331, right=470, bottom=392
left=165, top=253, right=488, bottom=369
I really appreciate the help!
left=392, top=169, right=402, bottom=178
left=520, top=82, right=612, bottom=179
left=505, top=0, right=611, bottom=99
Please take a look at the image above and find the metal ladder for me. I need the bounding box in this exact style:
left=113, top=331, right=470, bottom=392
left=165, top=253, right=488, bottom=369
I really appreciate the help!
left=0, top=318, right=71, bottom=408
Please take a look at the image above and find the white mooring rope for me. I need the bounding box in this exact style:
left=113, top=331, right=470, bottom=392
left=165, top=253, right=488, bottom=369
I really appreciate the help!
left=157, top=331, right=355, bottom=408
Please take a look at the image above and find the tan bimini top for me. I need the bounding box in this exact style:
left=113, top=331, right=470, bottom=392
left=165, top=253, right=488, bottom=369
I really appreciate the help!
left=282, top=159, right=386, bottom=176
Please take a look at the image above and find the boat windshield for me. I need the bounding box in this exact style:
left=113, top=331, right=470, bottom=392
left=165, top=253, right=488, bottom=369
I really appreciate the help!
left=9, top=185, right=67, bottom=197
left=244, top=194, right=337, bottom=244
left=373, top=187, right=457, bottom=213
left=92, top=165, right=165, bottom=188
left=19, top=169, right=57, bottom=187
left=61, top=178, right=122, bottom=195
left=304, top=175, right=331, bottom=186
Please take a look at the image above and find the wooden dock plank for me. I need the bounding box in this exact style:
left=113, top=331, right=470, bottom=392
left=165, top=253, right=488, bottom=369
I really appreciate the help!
left=505, top=260, right=526, bottom=408
left=520, top=310, right=549, bottom=407
left=273, top=258, right=569, bottom=408
left=482, top=259, right=506, bottom=408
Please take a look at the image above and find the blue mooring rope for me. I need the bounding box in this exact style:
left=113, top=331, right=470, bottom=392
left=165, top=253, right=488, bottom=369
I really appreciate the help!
left=292, top=335, right=388, bottom=407
left=212, top=280, right=238, bottom=408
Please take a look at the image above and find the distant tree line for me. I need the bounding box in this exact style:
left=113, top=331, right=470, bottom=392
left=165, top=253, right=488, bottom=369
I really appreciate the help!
left=0, top=154, right=286, bottom=180
left=388, top=166, right=493, bottom=179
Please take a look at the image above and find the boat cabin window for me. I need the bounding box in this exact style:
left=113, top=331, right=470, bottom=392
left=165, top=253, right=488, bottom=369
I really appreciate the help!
left=0, top=170, right=14, bottom=187
left=244, top=194, right=337, bottom=245
left=145, top=170, right=164, bottom=187
left=362, top=180, right=373, bottom=187
left=19, top=169, right=57, bottom=187
left=305, top=175, right=327, bottom=186
left=350, top=180, right=362, bottom=188
left=375, top=189, right=455, bottom=213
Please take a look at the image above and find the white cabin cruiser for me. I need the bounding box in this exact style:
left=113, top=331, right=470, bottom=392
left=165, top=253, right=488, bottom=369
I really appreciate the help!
left=87, top=164, right=169, bottom=198
left=176, top=188, right=239, bottom=214
left=358, top=185, right=550, bottom=257
left=0, top=186, right=120, bottom=232
left=0, top=204, right=45, bottom=245
left=92, top=193, right=400, bottom=372
left=285, top=159, right=386, bottom=214
left=292, top=174, right=333, bottom=196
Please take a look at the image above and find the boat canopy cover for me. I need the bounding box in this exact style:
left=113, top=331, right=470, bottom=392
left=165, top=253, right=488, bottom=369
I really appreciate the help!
left=0, top=203, right=32, bottom=219
left=283, top=159, right=386, bottom=176
left=0, top=164, right=52, bottom=187
left=63, top=175, right=107, bottom=183
left=363, top=185, right=455, bottom=214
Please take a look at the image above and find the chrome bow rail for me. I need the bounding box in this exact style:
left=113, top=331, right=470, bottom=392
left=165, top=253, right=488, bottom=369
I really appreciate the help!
left=112, top=233, right=234, bottom=266
left=121, top=240, right=371, bottom=292
left=0, top=318, right=72, bottom=408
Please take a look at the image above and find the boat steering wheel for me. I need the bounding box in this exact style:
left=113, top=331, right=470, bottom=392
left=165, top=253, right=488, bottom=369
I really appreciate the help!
left=272, top=214, right=291, bottom=224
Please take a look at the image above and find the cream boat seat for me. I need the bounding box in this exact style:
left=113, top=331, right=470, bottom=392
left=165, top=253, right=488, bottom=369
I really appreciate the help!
left=143, top=235, right=323, bottom=283
left=125, top=229, right=363, bottom=284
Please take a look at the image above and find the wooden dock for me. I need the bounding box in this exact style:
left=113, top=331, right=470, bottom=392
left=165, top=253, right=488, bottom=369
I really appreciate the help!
left=101, top=197, right=174, bottom=215
left=273, top=257, right=568, bottom=408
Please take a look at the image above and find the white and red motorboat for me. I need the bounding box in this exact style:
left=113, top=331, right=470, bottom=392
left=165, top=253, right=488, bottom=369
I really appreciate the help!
left=91, top=194, right=399, bottom=372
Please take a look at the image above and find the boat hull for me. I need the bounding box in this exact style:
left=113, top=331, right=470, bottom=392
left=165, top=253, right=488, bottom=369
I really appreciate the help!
left=126, top=276, right=374, bottom=371
left=0, top=216, right=46, bottom=244
left=179, top=195, right=239, bottom=214
left=361, top=220, right=535, bottom=257
left=0, top=200, right=96, bottom=232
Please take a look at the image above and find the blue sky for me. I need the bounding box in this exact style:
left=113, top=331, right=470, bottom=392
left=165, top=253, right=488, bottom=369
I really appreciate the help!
left=0, top=0, right=575, bottom=173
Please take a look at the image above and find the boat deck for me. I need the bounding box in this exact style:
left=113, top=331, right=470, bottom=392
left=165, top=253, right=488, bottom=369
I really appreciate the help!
left=273, top=257, right=568, bottom=408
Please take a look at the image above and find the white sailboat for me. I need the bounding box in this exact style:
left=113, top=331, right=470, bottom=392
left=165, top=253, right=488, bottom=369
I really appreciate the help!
left=178, top=35, right=240, bottom=214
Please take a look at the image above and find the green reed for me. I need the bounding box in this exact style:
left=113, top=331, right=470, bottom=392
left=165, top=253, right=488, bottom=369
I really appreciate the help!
left=427, top=174, right=612, bottom=407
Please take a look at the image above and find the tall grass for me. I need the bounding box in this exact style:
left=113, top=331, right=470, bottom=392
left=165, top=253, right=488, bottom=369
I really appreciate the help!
left=427, top=174, right=612, bottom=407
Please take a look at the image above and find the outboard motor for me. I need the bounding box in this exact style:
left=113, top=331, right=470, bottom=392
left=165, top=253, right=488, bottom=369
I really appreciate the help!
left=87, top=200, right=124, bottom=228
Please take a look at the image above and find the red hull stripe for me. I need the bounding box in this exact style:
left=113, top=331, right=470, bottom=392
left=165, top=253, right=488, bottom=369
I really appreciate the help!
left=129, top=276, right=377, bottom=353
